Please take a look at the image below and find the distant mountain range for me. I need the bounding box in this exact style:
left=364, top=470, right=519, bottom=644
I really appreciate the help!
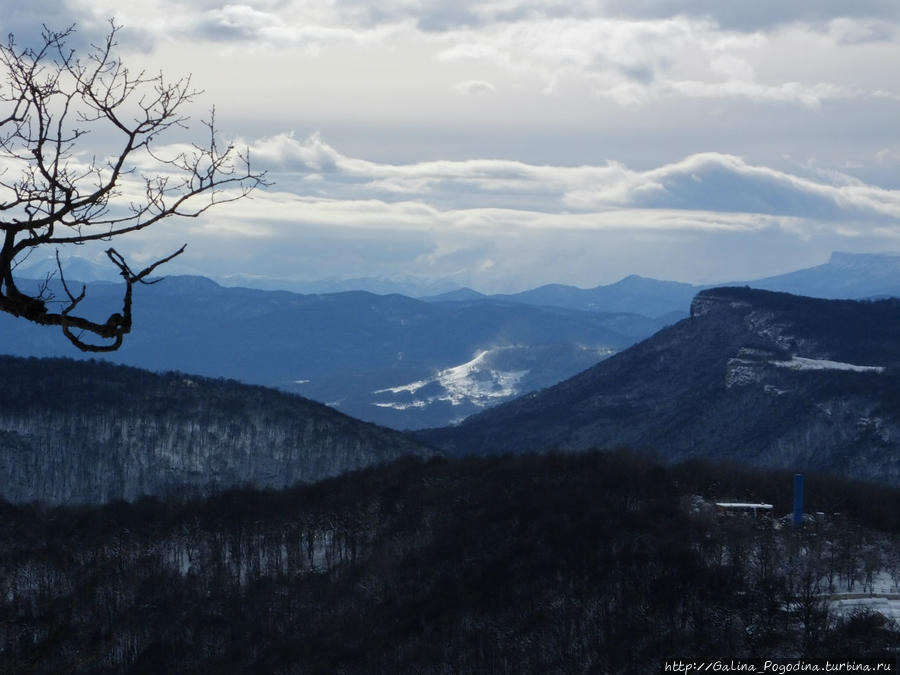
left=740, top=251, right=900, bottom=299
left=423, top=251, right=900, bottom=316
left=0, top=277, right=673, bottom=429
left=6, top=251, right=900, bottom=430
left=20, top=250, right=900, bottom=310
left=218, top=272, right=466, bottom=298
left=219, top=250, right=900, bottom=306
left=4, top=283, right=900, bottom=494
left=15, top=255, right=467, bottom=298
left=423, top=275, right=696, bottom=320
left=0, top=356, right=433, bottom=504
left=419, top=288, right=900, bottom=485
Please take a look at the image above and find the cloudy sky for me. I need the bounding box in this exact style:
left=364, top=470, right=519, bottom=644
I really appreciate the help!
left=6, top=1, right=900, bottom=292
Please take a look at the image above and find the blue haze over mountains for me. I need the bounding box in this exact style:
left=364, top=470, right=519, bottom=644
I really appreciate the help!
left=7, top=251, right=900, bottom=430
left=422, top=251, right=900, bottom=314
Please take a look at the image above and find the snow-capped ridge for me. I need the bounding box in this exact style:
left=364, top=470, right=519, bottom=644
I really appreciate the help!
left=374, top=348, right=530, bottom=409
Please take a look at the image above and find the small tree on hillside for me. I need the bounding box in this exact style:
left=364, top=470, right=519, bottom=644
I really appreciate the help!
left=0, top=22, right=267, bottom=351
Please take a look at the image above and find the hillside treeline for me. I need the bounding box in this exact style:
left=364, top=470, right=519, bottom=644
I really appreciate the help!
left=2, top=451, right=899, bottom=673
left=0, top=356, right=431, bottom=503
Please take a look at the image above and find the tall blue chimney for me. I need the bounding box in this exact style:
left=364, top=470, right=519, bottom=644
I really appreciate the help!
left=793, top=473, right=804, bottom=528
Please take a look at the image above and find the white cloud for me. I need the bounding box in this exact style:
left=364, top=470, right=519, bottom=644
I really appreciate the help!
left=665, top=79, right=850, bottom=108
left=102, top=134, right=900, bottom=290
left=432, top=16, right=898, bottom=107
left=709, top=54, right=755, bottom=81
left=12, top=123, right=900, bottom=285
left=437, top=17, right=698, bottom=95
left=567, top=152, right=900, bottom=220
left=452, top=80, right=496, bottom=95
left=875, top=149, right=900, bottom=167
left=828, top=17, right=898, bottom=44
left=58, top=1, right=898, bottom=109
left=239, top=133, right=900, bottom=224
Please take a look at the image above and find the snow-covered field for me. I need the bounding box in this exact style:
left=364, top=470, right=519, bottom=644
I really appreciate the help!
left=828, top=571, right=900, bottom=621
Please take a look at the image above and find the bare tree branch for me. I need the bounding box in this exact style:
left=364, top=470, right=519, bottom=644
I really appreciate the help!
left=0, top=21, right=268, bottom=351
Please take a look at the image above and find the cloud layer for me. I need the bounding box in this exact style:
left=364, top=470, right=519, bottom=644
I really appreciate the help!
left=246, top=133, right=900, bottom=224
left=1, top=2, right=897, bottom=290
left=38, top=0, right=898, bottom=109
left=107, top=134, right=898, bottom=291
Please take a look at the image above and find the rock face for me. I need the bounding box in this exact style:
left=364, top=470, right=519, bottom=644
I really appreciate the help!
left=420, top=288, right=900, bottom=484
left=0, top=357, right=434, bottom=504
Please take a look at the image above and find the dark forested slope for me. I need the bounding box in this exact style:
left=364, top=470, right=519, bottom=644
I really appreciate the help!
left=0, top=356, right=434, bottom=504
left=2, top=451, right=899, bottom=674
left=420, top=288, right=900, bottom=484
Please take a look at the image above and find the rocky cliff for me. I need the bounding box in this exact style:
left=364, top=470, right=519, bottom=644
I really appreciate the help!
left=420, top=288, right=900, bottom=484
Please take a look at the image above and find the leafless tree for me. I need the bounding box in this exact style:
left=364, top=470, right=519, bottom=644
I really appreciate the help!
left=0, top=22, right=267, bottom=351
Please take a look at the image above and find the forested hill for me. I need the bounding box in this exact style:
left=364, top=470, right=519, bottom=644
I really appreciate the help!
left=0, top=356, right=434, bottom=504
left=420, top=288, right=900, bottom=484
left=3, top=451, right=899, bottom=673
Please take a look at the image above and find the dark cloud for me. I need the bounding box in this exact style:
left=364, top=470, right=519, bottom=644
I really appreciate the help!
left=182, top=5, right=275, bottom=43
left=0, top=4, right=154, bottom=55
left=633, top=156, right=883, bottom=222
left=600, top=0, right=900, bottom=33
left=189, top=21, right=255, bottom=43
left=0, top=2, right=94, bottom=51
left=327, top=0, right=900, bottom=34
left=159, top=0, right=900, bottom=50
left=330, top=0, right=482, bottom=31
left=613, top=62, right=657, bottom=85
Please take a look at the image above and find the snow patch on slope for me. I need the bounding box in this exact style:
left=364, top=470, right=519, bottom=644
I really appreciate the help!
left=374, top=349, right=529, bottom=409
left=726, top=349, right=885, bottom=390
left=772, top=357, right=884, bottom=373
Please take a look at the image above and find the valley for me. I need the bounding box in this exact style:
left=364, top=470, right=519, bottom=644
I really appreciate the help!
left=2, top=3, right=898, bottom=671
left=6, top=251, right=900, bottom=432
left=3, top=255, right=900, bottom=672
